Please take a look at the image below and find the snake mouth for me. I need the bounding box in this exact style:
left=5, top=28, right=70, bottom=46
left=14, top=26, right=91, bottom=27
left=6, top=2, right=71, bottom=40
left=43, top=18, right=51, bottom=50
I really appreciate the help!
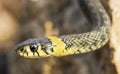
left=16, top=49, right=28, bottom=57
left=16, top=49, right=40, bottom=58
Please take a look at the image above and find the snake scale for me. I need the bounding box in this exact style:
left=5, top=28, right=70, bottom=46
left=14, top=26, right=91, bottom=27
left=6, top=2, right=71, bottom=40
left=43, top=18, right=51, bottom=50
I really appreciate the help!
left=16, top=0, right=111, bottom=58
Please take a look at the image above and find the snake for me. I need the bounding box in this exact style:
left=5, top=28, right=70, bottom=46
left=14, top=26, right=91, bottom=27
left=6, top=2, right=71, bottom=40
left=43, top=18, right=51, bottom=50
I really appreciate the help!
left=16, top=0, right=111, bottom=58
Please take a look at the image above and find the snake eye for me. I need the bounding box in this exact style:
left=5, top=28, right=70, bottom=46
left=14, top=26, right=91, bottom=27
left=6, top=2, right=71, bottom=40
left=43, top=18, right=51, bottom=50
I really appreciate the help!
left=20, top=48, right=24, bottom=52
left=30, top=44, right=38, bottom=52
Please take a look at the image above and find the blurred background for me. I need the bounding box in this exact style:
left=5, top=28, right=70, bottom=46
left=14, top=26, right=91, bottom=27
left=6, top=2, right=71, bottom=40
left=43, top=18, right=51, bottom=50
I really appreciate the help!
left=0, top=0, right=120, bottom=74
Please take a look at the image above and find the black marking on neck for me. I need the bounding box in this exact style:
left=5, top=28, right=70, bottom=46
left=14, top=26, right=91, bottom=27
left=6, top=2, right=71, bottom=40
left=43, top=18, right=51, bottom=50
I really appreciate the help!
left=50, top=48, right=54, bottom=52
left=61, top=39, right=73, bottom=50
left=43, top=49, right=49, bottom=55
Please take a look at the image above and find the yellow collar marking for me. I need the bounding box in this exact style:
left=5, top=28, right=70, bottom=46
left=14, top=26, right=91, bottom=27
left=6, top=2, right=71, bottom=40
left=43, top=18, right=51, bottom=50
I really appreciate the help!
left=48, top=36, right=66, bottom=57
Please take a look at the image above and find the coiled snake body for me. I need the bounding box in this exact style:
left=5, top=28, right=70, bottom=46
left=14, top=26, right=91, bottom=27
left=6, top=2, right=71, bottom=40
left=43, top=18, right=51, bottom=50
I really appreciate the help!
left=16, top=0, right=111, bottom=58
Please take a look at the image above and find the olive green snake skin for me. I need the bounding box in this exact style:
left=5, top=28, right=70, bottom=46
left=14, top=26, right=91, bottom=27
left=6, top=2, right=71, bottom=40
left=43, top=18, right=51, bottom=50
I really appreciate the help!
left=16, top=0, right=111, bottom=58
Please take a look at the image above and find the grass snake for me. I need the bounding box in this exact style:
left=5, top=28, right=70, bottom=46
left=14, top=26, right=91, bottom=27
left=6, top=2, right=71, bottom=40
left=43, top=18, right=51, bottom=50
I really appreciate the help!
left=16, top=0, right=111, bottom=58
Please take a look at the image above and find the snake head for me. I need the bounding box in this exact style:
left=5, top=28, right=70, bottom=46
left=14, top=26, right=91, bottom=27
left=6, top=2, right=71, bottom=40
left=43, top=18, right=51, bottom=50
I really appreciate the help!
left=16, top=38, right=54, bottom=58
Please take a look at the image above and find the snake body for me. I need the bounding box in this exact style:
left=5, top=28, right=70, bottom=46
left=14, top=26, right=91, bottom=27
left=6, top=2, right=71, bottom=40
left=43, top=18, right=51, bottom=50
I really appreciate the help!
left=16, top=0, right=111, bottom=58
